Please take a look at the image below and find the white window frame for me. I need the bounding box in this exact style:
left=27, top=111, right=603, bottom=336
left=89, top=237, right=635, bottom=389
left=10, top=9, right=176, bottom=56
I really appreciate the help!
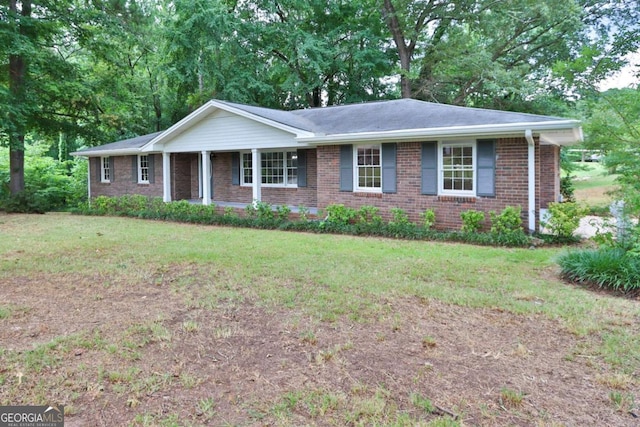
left=439, top=140, right=476, bottom=196
left=100, top=156, right=111, bottom=183
left=241, top=150, right=298, bottom=188
left=241, top=152, right=253, bottom=185
left=138, top=155, right=150, bottom=184
left=354, top=144, right=382, bottom=193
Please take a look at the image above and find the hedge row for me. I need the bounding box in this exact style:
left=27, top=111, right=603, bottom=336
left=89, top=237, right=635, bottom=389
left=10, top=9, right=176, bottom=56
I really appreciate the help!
left=74, top=195, right=533, bottom=247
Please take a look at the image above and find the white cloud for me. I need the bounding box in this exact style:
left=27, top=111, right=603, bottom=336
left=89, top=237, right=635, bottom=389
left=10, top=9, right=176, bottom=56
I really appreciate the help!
left=598, top=51, right=639, bottom=90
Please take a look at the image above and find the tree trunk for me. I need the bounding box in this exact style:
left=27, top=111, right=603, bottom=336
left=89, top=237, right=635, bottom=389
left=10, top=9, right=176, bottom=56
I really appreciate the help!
left=9, top=137, right=25, bottom=195
left=382, top=0, right=412, bottom=98
left=8, top=0, right=30, bottom=195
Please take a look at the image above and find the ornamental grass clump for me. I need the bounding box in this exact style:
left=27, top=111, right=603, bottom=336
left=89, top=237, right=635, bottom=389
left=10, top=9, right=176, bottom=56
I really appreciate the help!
left=558, top=247, right=640, bottom=293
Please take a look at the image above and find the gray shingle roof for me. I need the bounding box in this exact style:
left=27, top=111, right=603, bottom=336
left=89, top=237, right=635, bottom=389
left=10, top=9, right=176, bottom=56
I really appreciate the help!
left=72, top=131, right=163, bottom=155
left=73, top=99, right=578, bottom=156
left=222, top=98, right=569, bottom=135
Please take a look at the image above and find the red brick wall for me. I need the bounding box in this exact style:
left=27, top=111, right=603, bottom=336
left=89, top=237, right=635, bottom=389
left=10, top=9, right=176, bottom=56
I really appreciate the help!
left=539, top=144, right=560, bottom=208
left=172, top=153, right=195, bottom=200
left=89, top=155, right=163, bottom=198
left=89, top=141, right=559, bottom=231
left=317, top=138, right=554, bottom=231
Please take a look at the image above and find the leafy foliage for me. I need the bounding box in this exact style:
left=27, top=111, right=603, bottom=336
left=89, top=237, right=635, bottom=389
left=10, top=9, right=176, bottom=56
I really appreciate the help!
left=324, top=204, right=357, bottom=226
left=460, top=210, right=485, bottom=233
left=542, top=202, right=588, bottom=239
left=0, top=141, right=85, bottom=213
left=420, top=208, right=436, bottom=230
left=490, top=206, right=523, bottom=235
left=389, top=207, right=411, bottom=226
left=76, top=197, right=534, bottom=247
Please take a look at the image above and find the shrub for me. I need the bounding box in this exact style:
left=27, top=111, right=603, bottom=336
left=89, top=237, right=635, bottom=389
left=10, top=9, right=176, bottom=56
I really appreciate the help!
left=297, top=205, right=310, bottom=222
left=356, top=205, right=382, bottom=225
left=560, top=175, right=576, bottom=202
left=558, top=248, right=640, bottom=292
left=276, top=204, right=291, bottom=221
left=420, top=209, right=436, bottom=230
left=542, top=202, right=588, bottom=239
left=245, top=201, right=278, bottom=225
left=324, top=204, right=357, bottom=226
left=490, top=206, right=523, bottom=235
left=389, top=207, right=411, bottom=226
left=460, top=210, right=485, bottom=233
left=76, top=196, right=533, bottom=247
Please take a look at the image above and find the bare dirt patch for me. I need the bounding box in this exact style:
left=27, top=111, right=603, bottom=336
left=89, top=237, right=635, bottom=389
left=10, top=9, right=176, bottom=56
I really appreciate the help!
left=0, top=266, right=638, bottom=426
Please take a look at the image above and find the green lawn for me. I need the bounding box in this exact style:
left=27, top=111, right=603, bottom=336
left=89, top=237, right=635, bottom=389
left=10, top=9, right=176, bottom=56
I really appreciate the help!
left=0, top=214, right=638, bottom=425
left=571, top=162, right=619, bottom=209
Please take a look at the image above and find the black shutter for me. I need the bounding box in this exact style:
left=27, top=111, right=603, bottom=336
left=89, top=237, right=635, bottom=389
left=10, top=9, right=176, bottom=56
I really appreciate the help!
left=476, top=139, right=496, bottom=197
left=131, top=156, right=138, bottom=183
left=381, top=143, right=397, bottom=193
left=231, top=152, right=240, bottom=185
left=297, top=150, right=307, bottom=187
left=109, top=157, right=115, bottom=182
left=94, top=157, right=101, bottom=182
left=339, top=145, right=353, bottom=192
left=148, top=154, right=155, bottom=184
left=421, top=142, right=438, bottom=195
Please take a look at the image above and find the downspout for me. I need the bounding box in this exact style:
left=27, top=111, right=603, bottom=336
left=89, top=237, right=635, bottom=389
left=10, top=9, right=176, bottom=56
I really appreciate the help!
left=525, top=129, right=535, bottom=233
left=86, top=157, right=91, bottom=206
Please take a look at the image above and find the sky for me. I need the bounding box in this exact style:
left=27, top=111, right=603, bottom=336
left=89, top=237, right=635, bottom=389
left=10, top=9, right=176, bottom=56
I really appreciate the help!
left=598, top=52, right=639, bottom=90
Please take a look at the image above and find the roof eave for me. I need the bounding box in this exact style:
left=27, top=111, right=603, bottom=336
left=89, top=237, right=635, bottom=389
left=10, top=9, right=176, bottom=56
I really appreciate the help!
left=298, top=121, right=583, bottom=145
left=70, top=148, right=147, bottom=157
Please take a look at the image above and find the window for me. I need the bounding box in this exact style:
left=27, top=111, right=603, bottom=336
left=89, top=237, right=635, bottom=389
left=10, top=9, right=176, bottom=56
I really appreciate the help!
left=242, top=153, right=253, bottom=185
left=241, top=150, right=298, bottom=187
left=101, top=157, right=110, bottom=183
left=440, top=141, right=474, bottom=194
left=355, top=145, right=381, bottom=191
left=138, top=155, right=149, bottom=183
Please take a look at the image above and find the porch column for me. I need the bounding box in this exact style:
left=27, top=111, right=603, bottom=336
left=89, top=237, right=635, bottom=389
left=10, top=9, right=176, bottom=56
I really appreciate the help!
left=162, top=152, right=171, bottom=202
left=202, top=150, right=211, bottom=205
left=525, top=130, right=536, bottom=232
left=251, top=148, right=261, bottom=204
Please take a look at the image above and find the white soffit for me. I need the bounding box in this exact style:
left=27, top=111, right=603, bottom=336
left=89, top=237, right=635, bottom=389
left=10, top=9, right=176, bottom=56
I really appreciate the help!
left=539, top=127, right=584, bottom=146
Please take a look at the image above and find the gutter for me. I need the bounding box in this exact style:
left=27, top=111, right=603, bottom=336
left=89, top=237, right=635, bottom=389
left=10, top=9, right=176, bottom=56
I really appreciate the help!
left=297, top=120, right=581, bottom=145
left=70, top=149, right=161, bottom=157
left=525, top=129, right=536, bottom=233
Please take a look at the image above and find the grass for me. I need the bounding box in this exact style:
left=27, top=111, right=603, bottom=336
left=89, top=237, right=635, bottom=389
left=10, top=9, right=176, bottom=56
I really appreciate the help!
left=571, top=162, right=618, bottom=209
left=1, top=213, right=639, bottom=424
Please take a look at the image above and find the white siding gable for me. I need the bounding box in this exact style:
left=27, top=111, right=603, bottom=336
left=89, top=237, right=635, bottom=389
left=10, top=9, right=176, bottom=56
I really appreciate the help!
left=161, top=109, right=301, bottom=152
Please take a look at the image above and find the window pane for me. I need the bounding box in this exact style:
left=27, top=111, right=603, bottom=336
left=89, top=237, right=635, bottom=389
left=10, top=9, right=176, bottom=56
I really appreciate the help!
left=242, top=153, right=252, bottom=184
left=139, top=155, right=149, bottom=182
left=356, top=146, right=381, bottom=189
left=441, top=143, right=473, bottom=193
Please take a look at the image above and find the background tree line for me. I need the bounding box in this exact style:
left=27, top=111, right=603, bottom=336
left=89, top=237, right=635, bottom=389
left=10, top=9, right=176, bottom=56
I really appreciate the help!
left=0, top=0, right=638, bottom=211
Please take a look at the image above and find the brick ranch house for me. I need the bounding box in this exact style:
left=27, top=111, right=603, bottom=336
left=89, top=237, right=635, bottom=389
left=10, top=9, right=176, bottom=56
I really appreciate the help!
left=72, top=98, right=582, bottom=231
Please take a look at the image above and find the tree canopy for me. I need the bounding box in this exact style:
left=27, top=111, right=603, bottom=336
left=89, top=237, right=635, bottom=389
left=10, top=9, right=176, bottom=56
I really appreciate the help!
left=1, top=0, right=638, bottom=197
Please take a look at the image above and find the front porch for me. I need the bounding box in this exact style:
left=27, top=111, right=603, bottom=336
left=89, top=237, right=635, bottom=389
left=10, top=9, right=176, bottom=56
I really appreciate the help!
left=162, top=149, right=318, bottom=212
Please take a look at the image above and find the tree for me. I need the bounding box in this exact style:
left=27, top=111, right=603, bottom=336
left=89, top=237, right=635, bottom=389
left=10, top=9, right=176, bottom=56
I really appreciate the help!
left=0, top=1, right=107, bottom=195
left=234, top=0, right=393, bottom=109
left=583, top=88, right=640, bottom=214
left=381, top=0, right=474, bottom=99
left=416, top=0, right=585, bottom=108
left=381, top=0, right=640, bottom=110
